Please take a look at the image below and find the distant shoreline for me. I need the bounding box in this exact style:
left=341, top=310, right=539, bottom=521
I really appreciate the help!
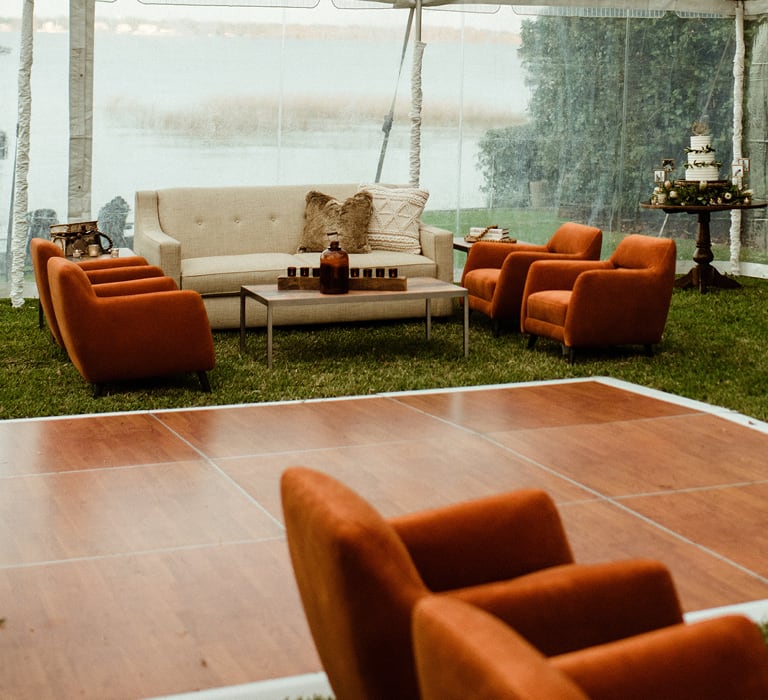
left=0, top=16, right=520, bottom=44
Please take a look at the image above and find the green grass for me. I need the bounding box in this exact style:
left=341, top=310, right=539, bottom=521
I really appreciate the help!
left=423, top=206, right=768, bottom=268
left=2, top=274, right=768, bottom=421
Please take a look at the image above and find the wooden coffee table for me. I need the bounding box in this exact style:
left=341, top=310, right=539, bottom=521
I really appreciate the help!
left=240, top=277, right=469, bottom=367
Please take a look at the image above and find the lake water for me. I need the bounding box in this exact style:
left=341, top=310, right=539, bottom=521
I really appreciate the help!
left=0, top=24, right=528, bottom=233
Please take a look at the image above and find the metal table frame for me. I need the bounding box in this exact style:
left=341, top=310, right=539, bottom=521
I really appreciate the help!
left=240, top=277, right=469, bottom=368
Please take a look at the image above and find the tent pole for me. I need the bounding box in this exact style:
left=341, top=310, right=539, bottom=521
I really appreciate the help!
left=10, top=0, right=34, bottom=308
left=730, top=0, right=745, bottom=273
left=375, top=7, right=414, bottom=183
left=68, top=0, right=95, bottom=222
left=409, top=0, right=424, bottom=187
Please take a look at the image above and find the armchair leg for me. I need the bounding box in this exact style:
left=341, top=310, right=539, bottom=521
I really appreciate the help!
left=91, top=383, right=104, bottom=398
left=197, top=371, right=212, bottom=393
left=561, top=345, right=575, bottom=364
left=493, top=320, right=501, bottom=337
left=526, top=335, right=538, bottom=350
left=644, top=344, right=654, bottom=357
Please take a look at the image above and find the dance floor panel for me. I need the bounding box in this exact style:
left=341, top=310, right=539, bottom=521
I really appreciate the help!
left=1, top=378, right=766, bottom=699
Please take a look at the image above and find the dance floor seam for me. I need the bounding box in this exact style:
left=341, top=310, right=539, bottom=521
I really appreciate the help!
left=0, top=536, right=286, bottom=572
left=2, top=376, right=767, bottom=700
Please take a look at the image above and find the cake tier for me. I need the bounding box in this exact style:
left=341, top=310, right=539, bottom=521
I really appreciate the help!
left=690, top=134, right=712, bottom=151
left=685, top=165, right=720, bottom=182
left=688, top=152, right=716, bottom=166
left=686, top=133, right=718, bottom=180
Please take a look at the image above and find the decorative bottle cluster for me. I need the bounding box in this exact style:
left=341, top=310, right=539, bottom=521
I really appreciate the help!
left=319, top=232, right=349, bottom=294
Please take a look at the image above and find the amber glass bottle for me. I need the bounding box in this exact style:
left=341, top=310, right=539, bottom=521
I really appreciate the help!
left=319, top=234, right=349, bottom=294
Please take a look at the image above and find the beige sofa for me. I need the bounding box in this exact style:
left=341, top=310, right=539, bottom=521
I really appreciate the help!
left=134, top=184, right=454, bottom=329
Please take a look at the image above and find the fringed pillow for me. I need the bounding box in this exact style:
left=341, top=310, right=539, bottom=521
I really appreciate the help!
left=298, top=190, right=374, bottom=254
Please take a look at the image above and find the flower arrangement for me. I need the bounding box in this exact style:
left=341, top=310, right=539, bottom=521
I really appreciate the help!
left=649, top=178, right=753, bottom=207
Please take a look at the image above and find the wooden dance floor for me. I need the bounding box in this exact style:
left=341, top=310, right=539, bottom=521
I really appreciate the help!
left=1, top=378, right=767, bottom=699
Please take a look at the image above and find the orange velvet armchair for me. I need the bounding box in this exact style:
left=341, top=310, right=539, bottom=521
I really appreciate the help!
left=280, top=466, right=684, bottom=700
left=460, top=222, right=602, bottom=334
left=522, top=234, right=677, bottom=362
left=48, top=256, right=215, bottom=396
left=31, top=237, right=165, bottom=347
left=413, top=596, right=768, bottom=700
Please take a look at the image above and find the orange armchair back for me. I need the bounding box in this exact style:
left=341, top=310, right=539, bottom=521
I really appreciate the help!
left=280, top=467, right=683, bottom=700
left=461, top=222, right=602, bottom=333
left=522, top=234, right=676, bottom=361
left=30, top=237, right=161, bottom=346
left=48, top=256, right=215, bottom=395
left=414, top=597, right=768, bottom=700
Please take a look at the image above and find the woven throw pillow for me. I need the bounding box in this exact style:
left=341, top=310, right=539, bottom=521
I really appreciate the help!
left=360, top=185, right=429, bottom=255
left=298, top=190, right=373, bottom=254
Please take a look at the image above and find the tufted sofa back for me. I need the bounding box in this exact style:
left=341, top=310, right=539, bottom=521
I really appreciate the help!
left=148, top=184, right=362, bottom=259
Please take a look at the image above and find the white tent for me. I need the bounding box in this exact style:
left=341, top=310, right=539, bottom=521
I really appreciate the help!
left=8, top=0, right=768, bottom=305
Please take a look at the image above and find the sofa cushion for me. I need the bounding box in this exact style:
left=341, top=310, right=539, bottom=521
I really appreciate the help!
left=298, top=190, right=374, bottom=254
left=181, top=253, right=303, bottom=295
left=360, top=184, right=429, bottom=255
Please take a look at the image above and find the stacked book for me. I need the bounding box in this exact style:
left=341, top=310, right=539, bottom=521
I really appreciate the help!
left=465, top=225, right=512, bottom=243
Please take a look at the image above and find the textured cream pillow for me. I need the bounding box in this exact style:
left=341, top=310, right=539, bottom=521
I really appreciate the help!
left=360, top=185, right=429, bottom=255
left=298, top=190, right=373, bottom=254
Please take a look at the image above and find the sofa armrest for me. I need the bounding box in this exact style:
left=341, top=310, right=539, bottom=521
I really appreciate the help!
left=70, top=290, right=215, bottom=383
left=419, top=223, right=454, bottom=282
left=456, top=559, right=683, bottom=656
left=523, top=259, right=613, bottom=296
left=93, top=277, right=179, bottom=297
left=565, top=268, right=673, bottom=346
left=462, top=242, right=547, bottom=281
left=78, top=256, right=149, bottom=271
left=553, top=615, right=768, bottom=700
left=85, top=265, right=165, bottom=285
left=134, top=190, right=182, bottom=285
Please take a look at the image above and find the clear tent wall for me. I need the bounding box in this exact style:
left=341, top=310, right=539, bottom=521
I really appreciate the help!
left=2, top=1, right=768, bottom=291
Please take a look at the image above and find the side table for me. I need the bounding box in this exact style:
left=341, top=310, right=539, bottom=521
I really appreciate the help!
left=640, top=201, right=767, bottom=293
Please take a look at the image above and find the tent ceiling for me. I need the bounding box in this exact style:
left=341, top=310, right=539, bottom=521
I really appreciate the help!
left=371, top=0, right=751, bottom=18
left=128, top=0, right=768, bottom=17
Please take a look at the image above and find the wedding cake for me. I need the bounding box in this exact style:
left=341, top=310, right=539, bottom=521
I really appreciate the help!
left=684, top=124, right=720, bottom=182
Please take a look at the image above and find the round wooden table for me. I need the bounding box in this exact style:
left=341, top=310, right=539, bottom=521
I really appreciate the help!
left=640, top=201, right=767, bottom=293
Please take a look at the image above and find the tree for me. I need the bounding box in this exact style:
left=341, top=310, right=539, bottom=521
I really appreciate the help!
left=477, top=13, right=738, bottom=229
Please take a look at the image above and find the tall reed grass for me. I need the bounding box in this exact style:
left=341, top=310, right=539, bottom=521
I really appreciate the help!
left=104, top=94, right=522, bottom=139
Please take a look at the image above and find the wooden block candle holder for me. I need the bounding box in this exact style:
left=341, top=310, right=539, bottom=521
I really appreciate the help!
left=350, top=276, right=407, bottom=291
left=278, top=275, right=407, bottom=291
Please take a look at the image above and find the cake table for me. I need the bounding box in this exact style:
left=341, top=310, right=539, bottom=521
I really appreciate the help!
left=640, top=201, right=767, bottom=293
